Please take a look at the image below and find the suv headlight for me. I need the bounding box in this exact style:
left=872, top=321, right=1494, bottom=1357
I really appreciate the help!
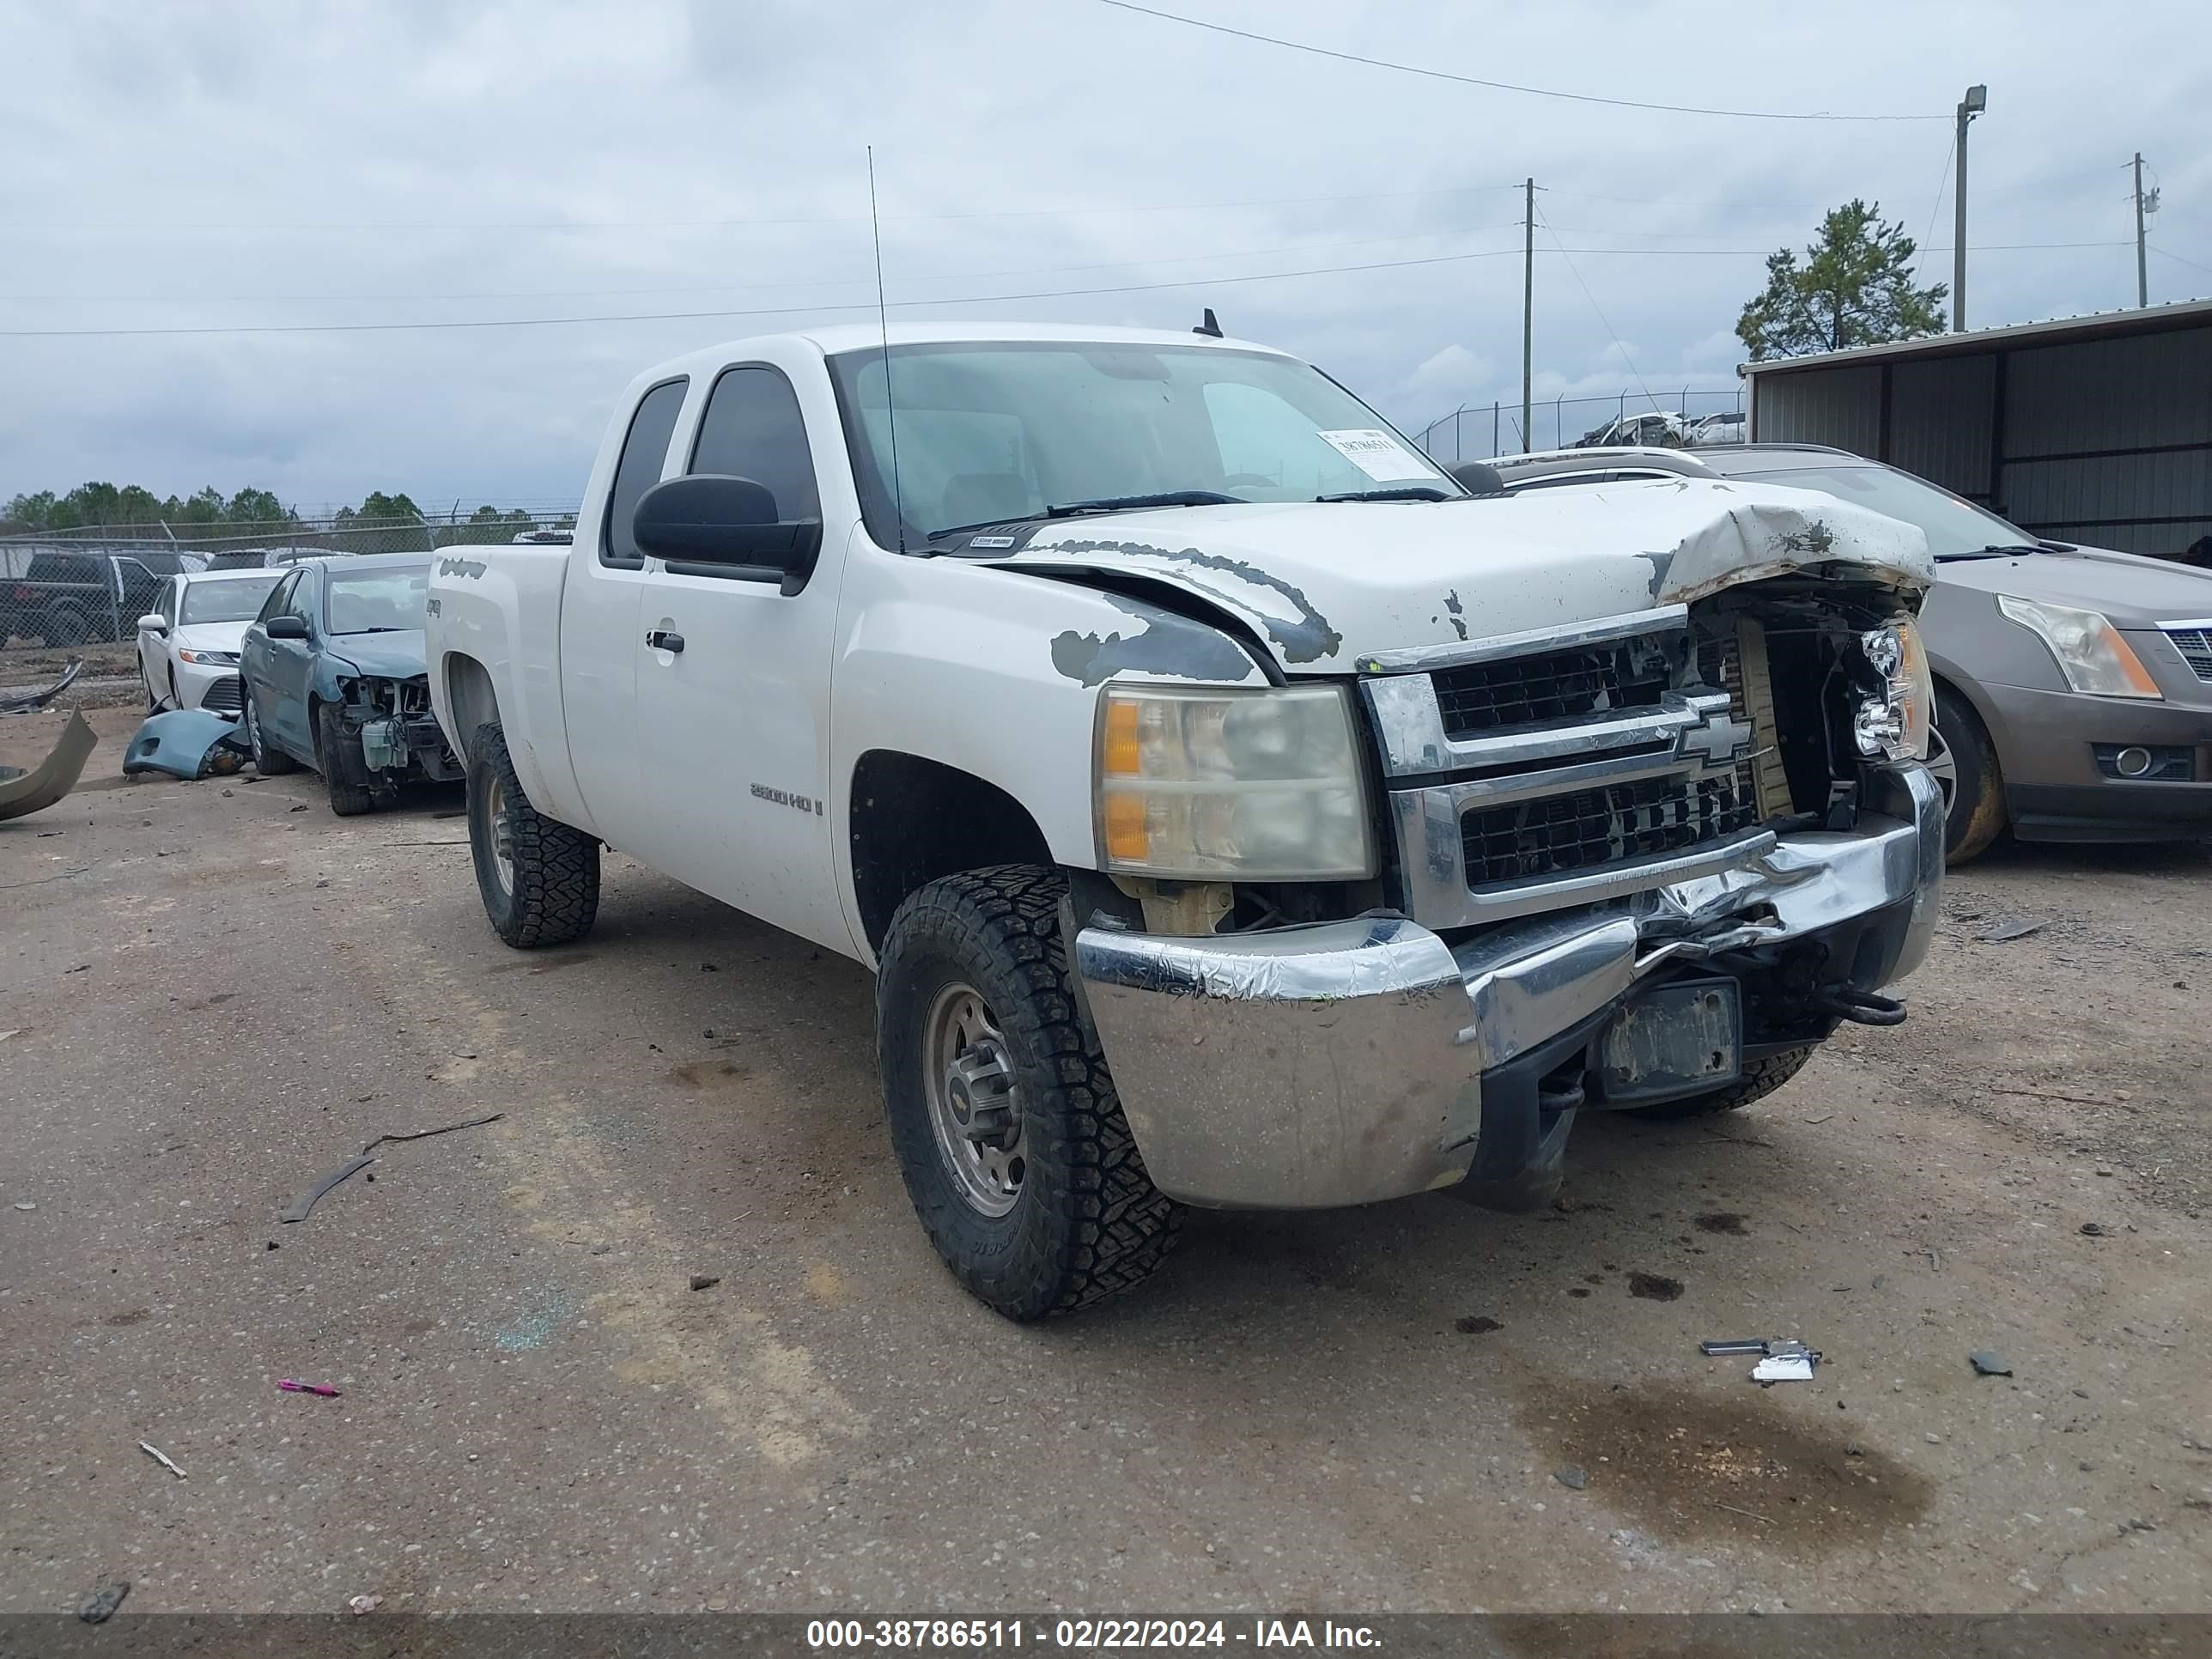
left=1095, top=684, right=1375, bottom=880
left=1855, top=618, right=1933, bottom=762
left=1997, top=595, right=2161, bottom=698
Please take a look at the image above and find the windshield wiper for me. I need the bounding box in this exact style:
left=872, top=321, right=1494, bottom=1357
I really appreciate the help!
left=1045, top=490, right=1244, bottom=518
left=1316, top=485, right=1453, bottom=503
left=1937, top=544, right=2044, bottom=561
left=927, top=489, right=1245, bottom=543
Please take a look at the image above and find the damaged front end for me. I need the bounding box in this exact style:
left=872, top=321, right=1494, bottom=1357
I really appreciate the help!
left=1071, top=521, right=1941, bottom=1215
left=335, top=674, right=462, bottom=787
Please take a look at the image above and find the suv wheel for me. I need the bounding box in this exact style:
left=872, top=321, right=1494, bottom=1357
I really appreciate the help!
left=1930, top=686, right=2006, bottom=865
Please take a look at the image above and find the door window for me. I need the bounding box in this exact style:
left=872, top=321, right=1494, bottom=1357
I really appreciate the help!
left=689, top=366, right=820, bottom=521
left=258, top=570, right=300, bottom=624
left=158, top=579, right=179, bottom=626
left=603, top=378, right=690, bottom=568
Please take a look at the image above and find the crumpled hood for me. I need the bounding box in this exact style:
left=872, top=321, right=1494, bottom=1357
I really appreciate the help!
left=1936, top=541, right=2212, bottom=627
left=983, top=478, right=1932, bottom=673
left=172, top=621, right=250, bottom=657
left=324, top=629, right=428, bottom=681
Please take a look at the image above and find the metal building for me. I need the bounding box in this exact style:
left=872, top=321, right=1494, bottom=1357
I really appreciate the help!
left=1740, top=300, right=2212, bottom=559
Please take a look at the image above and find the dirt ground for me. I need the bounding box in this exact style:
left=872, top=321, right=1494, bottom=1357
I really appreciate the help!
left=0, top=641, right=149, bottom=713
left=2, top=702, right=2208, bottom=1617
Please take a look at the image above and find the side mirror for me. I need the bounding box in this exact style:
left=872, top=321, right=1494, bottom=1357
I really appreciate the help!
left=633, top=474, right=822, bottom=593
left=137, top=613, right=167, bottom=634
left=265, top=616, right=310, bottom=641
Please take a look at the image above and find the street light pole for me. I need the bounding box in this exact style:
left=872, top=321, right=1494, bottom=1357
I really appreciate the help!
left=1953, top=84, right=1986, bottom=332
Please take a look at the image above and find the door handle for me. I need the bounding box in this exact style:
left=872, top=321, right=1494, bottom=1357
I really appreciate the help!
left=647, top=629, right=685, bottom=654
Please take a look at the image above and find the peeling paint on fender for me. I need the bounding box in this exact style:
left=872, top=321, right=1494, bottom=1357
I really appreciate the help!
left=1024, top=538, right=1343, bottom=664
left=437, top=556, right=489, bottom=580
left=1049, top=595, right=1258, bottom=687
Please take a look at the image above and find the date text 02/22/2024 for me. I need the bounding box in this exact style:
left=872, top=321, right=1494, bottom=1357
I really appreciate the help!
left=804, top=1619, right=1382, bottom=1649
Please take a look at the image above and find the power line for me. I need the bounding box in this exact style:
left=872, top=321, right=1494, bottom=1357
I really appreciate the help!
left=0, top=240, right=2142, bottom=339
left=4, top=182, right=1526, bottom=235
left=1088, top=0, right=1946, bottom=121
left=1535, top=204, right=1664, bottom=418
left=0, top=247, right=1539, bottom=337
left=1, top=236, right=2127, bottom=311
left=0, top=222, right=1528, bottom=305
left=2151, top=246, right=2212, bottom=277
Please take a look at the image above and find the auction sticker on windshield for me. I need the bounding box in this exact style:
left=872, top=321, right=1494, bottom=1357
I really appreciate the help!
left=1316, top=428, right=1431, bottom=481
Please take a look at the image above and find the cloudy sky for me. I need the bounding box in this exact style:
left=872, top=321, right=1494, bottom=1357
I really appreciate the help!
left=3, top=0, right=2206, bottom=513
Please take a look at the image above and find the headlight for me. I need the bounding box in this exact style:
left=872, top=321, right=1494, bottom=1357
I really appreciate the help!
left=1854, top=619, right=1933, bottom=762
left=1095, top=684, right=1375, bottom=880
left=1997, top=595, right=2161, bottom=699
left=175, top=648, right=240, bottom=665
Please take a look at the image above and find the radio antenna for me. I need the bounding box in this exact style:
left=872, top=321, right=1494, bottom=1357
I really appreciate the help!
left=866, top=147, right=907, bottom=554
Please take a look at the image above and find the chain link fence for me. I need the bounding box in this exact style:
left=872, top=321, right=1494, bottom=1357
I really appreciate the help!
left=1, top=508, right=576, bottom=648
left=1410, top=387, right=1747, bottom=469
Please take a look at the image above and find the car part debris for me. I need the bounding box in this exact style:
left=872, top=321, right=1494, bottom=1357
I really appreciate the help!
left=1752, top=1343, right=1821, bottom=1382
left=690, top=1273, right=722, bottom=1291
left=12, top=1201, right=34, bottom=1212
left=358, top=1110, right=503, bottom=1156
left=1553, top=1464, right=1589, bottom=1490
left=137, top=1441, right=187, bottom=1480
left=0, top=656, right=83, bottom=714
left=2081, top=1221, right=2108, bottom=1237
left=282, top=1113, right=506, bottom=1225
left=120, top=707, right=250, bottom=782
left=0, top=710, right=97, bottom=823
left=280, top=1154, right=376, bottom=1224
left=1702, top=1337, right=1821, bottom=1382
left=1969, top=1350, right=2014, bottom=1376
left=77, top=1579, right=131, bottom=1624
left=348, top=1594, right=383, bottom=1615
left=1978, top=918, right=2045, bottom=942
left=277, top=1379, right=342, bottom=1397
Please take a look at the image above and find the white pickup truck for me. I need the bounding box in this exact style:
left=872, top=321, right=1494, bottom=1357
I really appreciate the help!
left=426, top=321, right=1943, bottom=1319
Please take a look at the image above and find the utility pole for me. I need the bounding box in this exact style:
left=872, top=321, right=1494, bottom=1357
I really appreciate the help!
left=1521, top=177, right=1534, bottom=453
left=1953, top=84, right=1985, bottom=332
left=2133, top=152, right=2158, bottom=308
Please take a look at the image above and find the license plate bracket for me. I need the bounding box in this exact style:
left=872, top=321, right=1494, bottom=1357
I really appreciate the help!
left=1595, top=977, right=1741, bottom=1104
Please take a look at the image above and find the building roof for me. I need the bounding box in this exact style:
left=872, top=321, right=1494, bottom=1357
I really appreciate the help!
left=1738, top=297, right=2212, bottom=377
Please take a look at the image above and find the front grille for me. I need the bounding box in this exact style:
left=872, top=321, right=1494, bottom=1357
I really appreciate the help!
left=200, top=675, right=242, bottom=713
left=1461, top=773, right=1759, bottom=888
left=1431, top=638, right=1670, bottom=738
left=2166, top=627, right=2212, bottom=684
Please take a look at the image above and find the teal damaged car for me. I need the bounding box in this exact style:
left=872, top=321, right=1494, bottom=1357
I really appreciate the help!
left=237, top=554, right=462, bottom=815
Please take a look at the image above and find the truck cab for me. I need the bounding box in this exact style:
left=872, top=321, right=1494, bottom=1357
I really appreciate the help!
left=427, top=323, right=1942, bottom=1319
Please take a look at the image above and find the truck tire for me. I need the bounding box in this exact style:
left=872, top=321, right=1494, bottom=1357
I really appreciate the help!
left=43, top=606, right=91, bottom=647
left=467, top=720, right=600, bottom=948
left=1620, top=1043, right=1816, bottom=1121
left=1929, top=685, right=2006, bottom=865
left=242, top=690, right=297, bottom=774
left=876, top=866, right=1182, bottom=1320
left=316, top=702, right=378, bottom=817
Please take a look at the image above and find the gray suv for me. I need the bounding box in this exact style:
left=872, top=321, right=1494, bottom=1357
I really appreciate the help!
left=1469, top=445, right=2212, bottom=862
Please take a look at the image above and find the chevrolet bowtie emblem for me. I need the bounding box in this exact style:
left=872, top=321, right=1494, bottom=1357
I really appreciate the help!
left=1680, top=708, right=1753, bottom=767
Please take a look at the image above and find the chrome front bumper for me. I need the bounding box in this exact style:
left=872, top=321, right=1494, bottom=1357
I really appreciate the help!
left=1075, top=763, right=1942, bottom=1211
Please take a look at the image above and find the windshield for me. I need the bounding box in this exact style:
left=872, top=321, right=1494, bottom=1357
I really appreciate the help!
left=827, top=342, right=1455, bottom=544
left=180, top=573, right=282, bottom=624
left=1731, top=463, right=2031, bottom=558
left=325, top=566, right=428, bottom=634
